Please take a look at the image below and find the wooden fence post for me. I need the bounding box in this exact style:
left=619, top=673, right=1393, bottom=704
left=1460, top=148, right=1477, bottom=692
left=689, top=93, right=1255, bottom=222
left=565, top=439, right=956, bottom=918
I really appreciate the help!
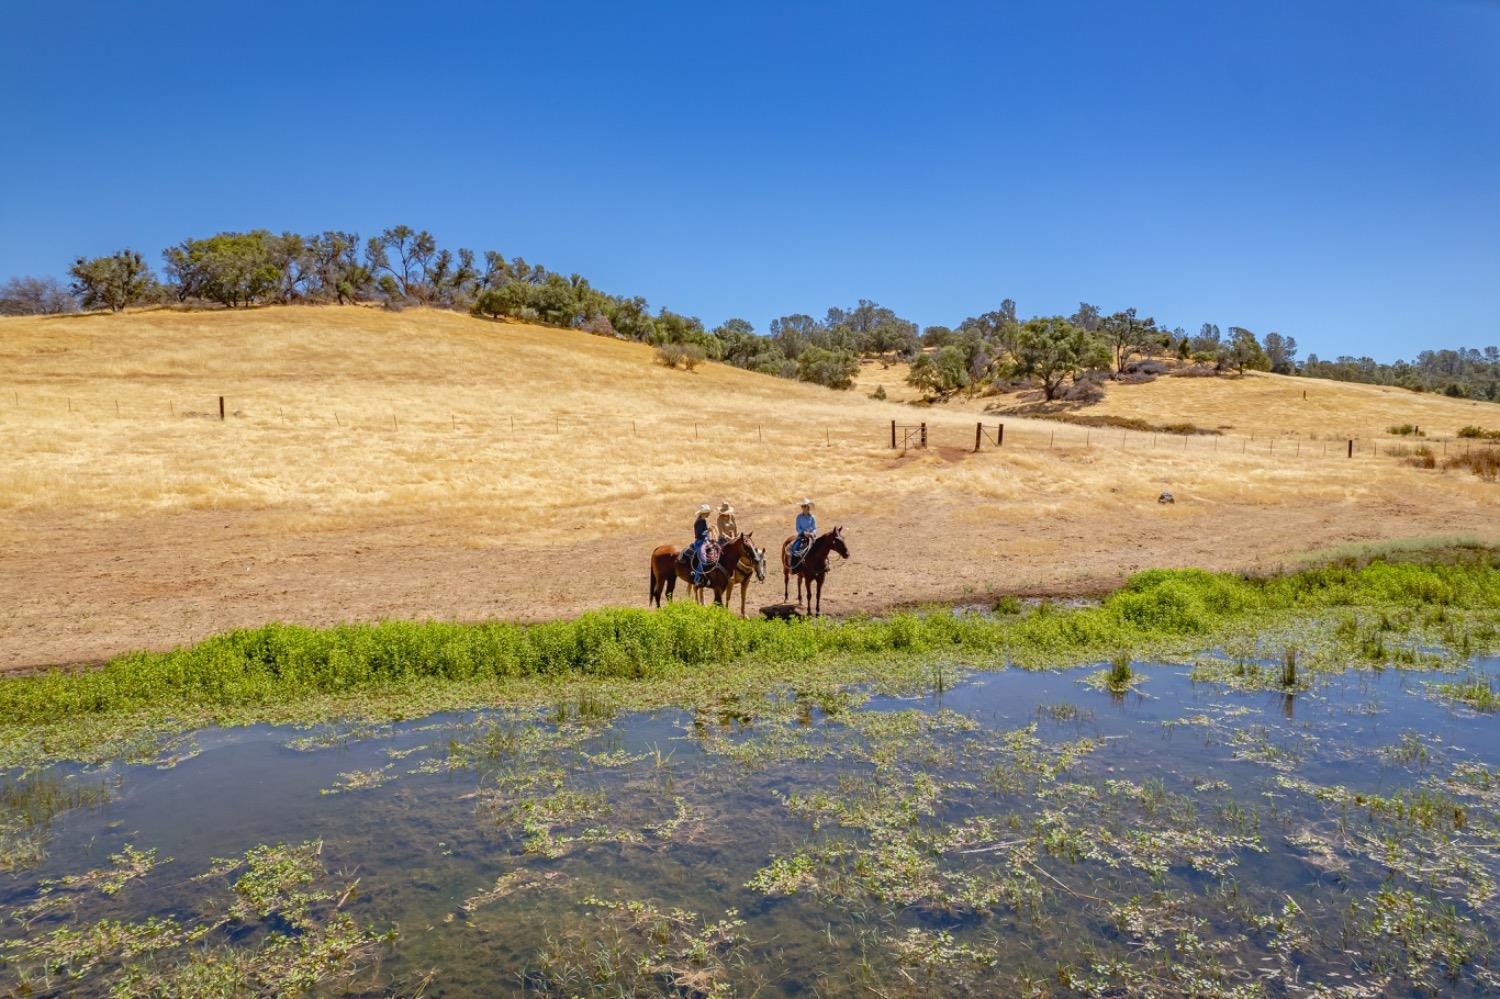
left=920, top=422, right=927, bottom=448
left=891, top=420, right=897, bottom=449
left=1347, top=440, right=1353, bottom=458
left=998, top=423, right=1004, bottom=446
left=974, top=422, right=982, bottom=452
left=218, top=396, right=225, bottom=420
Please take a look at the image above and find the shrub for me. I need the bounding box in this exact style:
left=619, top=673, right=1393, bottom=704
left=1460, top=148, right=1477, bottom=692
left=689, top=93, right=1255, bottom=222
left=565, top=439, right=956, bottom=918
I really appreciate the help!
left=1445, top=449, right=1500, bottom=482
left=796, top=347, right=860, bottom=389
left=1388, top=424, right=1425, bottom=437
left=679, top=344, right=707, bottom=371
left=1458, top=426, right=1500, bottom=440
left=870, top=385, right=887, bottom=401
left=654, top=344, right=685, bottom=368
left=1408, top=446, right=1437, bottom=469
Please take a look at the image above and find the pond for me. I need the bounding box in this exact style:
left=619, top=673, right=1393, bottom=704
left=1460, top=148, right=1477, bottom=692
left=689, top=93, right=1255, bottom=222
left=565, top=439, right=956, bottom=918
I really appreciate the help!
left=4, top=657, right=1499, bottom=996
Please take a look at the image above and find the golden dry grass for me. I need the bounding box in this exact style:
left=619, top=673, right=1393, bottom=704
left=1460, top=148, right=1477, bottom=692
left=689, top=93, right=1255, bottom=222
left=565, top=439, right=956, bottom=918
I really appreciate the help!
left=856, top=356, right=1500, bottom=440
left=10, top=305, right=1477, bottom=542
left=1, top=305, right=1496, bottom=668
left=1080, top=369, right=1500, bottom=440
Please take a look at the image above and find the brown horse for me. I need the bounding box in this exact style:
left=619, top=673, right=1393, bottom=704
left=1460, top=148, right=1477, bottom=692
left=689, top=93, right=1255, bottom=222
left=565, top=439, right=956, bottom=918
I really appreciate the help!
left=723, top=537, right=768, bottom=617
left=781, top=527, right=849, bottom=616
left=649, top=534, right=759, bottom=611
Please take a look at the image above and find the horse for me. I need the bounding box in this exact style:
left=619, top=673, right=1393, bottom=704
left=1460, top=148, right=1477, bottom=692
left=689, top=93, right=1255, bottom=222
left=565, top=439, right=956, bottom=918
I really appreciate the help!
left=723, top=537, right=767, bottom=617
left=649, top=534, right=759, bottom=611
left=781, top=527, right=849, bottom=616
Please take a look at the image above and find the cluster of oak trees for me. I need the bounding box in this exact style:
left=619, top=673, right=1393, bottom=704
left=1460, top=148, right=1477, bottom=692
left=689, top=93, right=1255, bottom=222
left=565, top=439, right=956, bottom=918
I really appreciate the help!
left=904, top=307, right=1287, bottom=401
left=19, top=225, right=1491, bottom=400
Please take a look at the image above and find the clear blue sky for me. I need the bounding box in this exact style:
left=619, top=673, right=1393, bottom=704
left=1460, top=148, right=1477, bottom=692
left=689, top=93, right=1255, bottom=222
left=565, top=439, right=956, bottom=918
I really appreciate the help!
left=2, top=0, right=1496, bottom=360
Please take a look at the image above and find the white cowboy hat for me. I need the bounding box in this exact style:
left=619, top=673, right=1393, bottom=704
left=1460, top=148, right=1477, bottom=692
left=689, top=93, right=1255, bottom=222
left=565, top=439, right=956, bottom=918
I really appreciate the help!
left=799, top=498, right=814, bottom=507
left=697, top=504, right=712, bottom=514
left=719, top=502, right=735, bottom=513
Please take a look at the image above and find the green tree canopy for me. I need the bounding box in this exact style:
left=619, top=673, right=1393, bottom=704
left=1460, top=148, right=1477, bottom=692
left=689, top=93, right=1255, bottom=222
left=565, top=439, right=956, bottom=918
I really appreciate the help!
left=1014, top=317, right=1108, bottom=400
left=69, top=250, right=155, bottom=312
left=1227, top=327, right=1271, bottom=373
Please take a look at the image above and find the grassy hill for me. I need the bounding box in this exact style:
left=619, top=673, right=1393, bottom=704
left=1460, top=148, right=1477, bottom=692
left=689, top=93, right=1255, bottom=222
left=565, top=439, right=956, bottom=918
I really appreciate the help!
left=1, top=305, right=1496, bottom=669
left=855, top=357, right=1500, bottom=440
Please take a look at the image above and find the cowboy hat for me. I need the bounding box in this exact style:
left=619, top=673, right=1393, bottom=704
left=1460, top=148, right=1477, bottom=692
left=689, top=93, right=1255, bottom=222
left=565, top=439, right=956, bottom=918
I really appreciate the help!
left=697, top=503, right=712, bottom=514
left=719, top=501, right=735, bottom=513
left=799, top=498, right=814, bottom=507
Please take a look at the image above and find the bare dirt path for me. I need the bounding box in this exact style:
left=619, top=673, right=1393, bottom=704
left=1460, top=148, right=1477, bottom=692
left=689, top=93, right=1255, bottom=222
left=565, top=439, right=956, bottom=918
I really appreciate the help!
left=1, top=494, right=1485, bottom=672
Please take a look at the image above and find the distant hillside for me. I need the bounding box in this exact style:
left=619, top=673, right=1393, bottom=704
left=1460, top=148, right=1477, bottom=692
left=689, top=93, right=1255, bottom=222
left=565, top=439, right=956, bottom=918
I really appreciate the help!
left=856, top=358, right=1500, bottom=440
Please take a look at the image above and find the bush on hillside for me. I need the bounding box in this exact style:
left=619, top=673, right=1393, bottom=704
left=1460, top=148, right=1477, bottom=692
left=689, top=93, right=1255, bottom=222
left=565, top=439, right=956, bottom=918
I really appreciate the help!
left=654, top=343, right=706, bottom=371
left=796, top=346, right=860, bottom=389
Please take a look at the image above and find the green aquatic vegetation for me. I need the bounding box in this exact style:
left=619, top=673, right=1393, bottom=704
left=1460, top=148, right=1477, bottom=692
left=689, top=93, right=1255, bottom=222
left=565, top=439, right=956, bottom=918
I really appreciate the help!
left=1351, top=885, right=1488, bottom=989
left=319, top=763, right=396, bottom=795
left=528, top=897, right=748, bottom=999
left=459, top=869, right=562, bottom=915
left=1038, top=701, right=1091, bottom=723
left=1428, top=672, right=1500, bottom=712
left=1188, top=656, right=1298, bottom=692
left=0, top=775, right=114, bottom=872
left=1378, top=731, right=1434, bottom=768
left=10, top=846, right=165, bottom=927
left=3, top=840, right=393, bottom=998
left=1228, top=726, right=1306, bottom=772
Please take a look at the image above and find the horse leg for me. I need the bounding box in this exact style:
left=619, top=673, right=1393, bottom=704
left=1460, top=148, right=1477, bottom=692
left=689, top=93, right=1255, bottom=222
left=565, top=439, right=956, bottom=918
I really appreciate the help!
left=815, top=575, right=823, bottom=616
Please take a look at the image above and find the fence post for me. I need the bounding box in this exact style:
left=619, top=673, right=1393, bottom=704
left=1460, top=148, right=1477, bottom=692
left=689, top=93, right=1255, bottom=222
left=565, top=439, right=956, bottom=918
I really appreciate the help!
left=218, top=396, right=225, bottom=420
left=974, top=422, right=982, bottom=452
left=920, top=422, right=927, bottom=448
left=998, top=423, right=1004, bottom=447
left=1347, top=440, right=1353, bottom=458
left=891, top=420, right=896, bottom=449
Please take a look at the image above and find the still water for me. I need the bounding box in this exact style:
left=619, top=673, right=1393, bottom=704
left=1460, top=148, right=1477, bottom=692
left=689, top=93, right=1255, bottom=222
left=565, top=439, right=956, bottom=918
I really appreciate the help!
left=4, top=659, right=1499, bottom=996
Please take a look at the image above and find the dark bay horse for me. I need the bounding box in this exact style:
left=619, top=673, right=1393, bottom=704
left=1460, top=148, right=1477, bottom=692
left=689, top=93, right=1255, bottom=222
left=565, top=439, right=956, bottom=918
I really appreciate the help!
left=649, top=534, right=760, bottom=612
left=780, top=527, right=849, bottom=616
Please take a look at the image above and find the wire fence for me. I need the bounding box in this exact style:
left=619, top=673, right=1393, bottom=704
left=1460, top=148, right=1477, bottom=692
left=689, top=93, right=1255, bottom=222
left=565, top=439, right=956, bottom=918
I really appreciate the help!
left=4, top=391, right=1499, bottom=466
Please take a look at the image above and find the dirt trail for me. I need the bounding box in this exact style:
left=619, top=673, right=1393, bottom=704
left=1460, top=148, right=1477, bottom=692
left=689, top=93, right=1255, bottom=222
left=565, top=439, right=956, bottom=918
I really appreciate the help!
left=1, top=494, right=1485, bottom=672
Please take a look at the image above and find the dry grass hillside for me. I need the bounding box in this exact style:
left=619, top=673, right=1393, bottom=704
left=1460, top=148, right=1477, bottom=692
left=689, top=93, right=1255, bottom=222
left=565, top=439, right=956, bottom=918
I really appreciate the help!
left=2, top=305, right=1496, bottom=670
left=856, top=357, right=1500, bottom=440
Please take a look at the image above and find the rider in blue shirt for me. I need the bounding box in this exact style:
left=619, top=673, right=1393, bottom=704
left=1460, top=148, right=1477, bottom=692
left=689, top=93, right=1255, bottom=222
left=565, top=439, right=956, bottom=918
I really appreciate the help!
left=792, top=498, right=816, bottom=567
left=691, top=504, right=712, bottom=584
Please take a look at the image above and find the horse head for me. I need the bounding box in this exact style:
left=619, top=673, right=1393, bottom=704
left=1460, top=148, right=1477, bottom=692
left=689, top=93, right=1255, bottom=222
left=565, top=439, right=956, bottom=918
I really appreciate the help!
left=830, top=526, right=850, bottom=560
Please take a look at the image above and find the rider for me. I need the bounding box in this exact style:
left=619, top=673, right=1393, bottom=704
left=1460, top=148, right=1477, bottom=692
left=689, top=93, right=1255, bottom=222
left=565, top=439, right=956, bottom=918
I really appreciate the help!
left=791, top=498, right=816, bottom=569
left=690, top=503, right=712, bottom=584
left=715, top=501, right=738, bottom=542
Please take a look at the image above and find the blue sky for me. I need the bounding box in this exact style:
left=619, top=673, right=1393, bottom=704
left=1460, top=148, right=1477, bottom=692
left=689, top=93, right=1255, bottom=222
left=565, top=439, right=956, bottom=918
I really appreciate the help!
left=1, top=0, right=1495, bottom=360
